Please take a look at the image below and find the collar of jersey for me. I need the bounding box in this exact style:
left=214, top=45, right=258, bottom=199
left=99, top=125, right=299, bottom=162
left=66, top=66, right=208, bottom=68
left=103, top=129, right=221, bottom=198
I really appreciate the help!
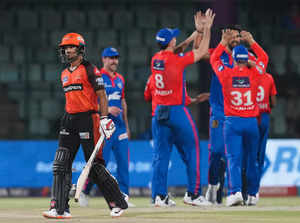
left=100, top=68, right=119, bottom=80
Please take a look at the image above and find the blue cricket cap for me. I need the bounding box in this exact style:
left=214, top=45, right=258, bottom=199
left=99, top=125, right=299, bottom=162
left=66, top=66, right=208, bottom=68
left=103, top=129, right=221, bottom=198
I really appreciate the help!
left=232, top=45, right=248, bottom=62
left=102, top=47, right=120, bottom=57
left=156, top=28, right=180, bottom=46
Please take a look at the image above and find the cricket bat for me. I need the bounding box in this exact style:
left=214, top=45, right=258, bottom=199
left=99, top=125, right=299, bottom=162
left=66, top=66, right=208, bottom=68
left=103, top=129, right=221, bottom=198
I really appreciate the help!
left=74, top=132, right=105, bottom=202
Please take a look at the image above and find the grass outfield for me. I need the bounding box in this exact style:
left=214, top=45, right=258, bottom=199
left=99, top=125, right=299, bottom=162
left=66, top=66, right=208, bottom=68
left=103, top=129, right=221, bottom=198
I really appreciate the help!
left=0, top=197, right=300, bottom=223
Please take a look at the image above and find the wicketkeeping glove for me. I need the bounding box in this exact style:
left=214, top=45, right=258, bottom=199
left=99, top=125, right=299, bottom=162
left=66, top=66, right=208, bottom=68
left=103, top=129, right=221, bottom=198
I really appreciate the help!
left=100, top=116, right=116, bottom=139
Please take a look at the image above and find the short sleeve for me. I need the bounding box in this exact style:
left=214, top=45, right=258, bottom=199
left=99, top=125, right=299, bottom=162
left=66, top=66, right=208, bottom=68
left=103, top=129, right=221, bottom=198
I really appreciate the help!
left=83, top=61, right=104, bottom=91
left=177, top=51, right=194, bottom=67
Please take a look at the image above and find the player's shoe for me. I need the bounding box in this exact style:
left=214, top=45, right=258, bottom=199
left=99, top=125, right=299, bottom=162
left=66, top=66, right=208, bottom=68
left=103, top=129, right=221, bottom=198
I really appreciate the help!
left=256, top=192, right=260, bottom=202
left=226, top=192, right=243, bottom=207
left=123, top=193, right=136, bottom=207
left=192, top=195, right=212, bottom=206
left=110, top=207, right=124, bottom=217
left=79, top=191, right=89, bottom=207
left=154, top=195, right=176, bottom=207
left=42, top=209, right=72, bottom=219
left=246, top=195, right=258, bottom=206
left=183, top=192, right=193, bottom=205
left=205, top=183, right=219, bottom=204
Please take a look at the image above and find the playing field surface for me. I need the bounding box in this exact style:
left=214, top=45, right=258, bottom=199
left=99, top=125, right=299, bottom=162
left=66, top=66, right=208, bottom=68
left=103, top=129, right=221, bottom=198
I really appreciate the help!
left=1, top=197, right=300, bottom=223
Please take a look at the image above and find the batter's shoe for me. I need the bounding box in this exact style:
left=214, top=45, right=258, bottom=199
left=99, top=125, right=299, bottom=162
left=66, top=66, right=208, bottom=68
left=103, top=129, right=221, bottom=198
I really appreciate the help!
left=110, top=207, right=124, bottom=217
left=42, top=209, right=72, bottom=219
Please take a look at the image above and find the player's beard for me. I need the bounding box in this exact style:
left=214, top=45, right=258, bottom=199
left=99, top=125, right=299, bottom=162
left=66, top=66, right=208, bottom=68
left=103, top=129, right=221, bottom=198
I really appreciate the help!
left=109, top=63, right=118, bottom=72
left=228, top=41, right=239, bottom=51
left=66, top=54, right=79, bottom=63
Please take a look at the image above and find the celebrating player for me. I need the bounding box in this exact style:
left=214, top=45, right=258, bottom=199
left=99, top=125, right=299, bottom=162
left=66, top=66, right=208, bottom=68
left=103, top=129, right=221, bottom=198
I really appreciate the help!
left=144, top=74, right=210, bottom=204
left=150, top=9, right=215, bottom=207
left=192, top=22, right=269, bottom=204
left=79, top=47, right=134, bottom=208
left=42, top=33, right=128, bottom=219
left=210, top=29, right=268, bottom=206
left=250, top=72, right=277, bottom=205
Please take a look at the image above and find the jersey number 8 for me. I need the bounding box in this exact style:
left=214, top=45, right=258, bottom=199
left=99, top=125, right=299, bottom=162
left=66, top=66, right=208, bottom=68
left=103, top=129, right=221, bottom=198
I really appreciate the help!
left=155, top=73, right=165, bottom=89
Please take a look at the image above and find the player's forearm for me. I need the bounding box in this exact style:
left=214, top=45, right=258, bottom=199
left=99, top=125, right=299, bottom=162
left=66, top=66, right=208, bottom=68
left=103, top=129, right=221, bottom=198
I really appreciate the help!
left=193, top=27, right=211, bottom=62
left=250, top=42, right=269, bottom=70
left=210, top=43, right=225, bottom=68
left=174, top=31, right=197, bottom=54
left=97, top=89, right=109, bottom=116
left=270, top=95, right=277, bottom=108
left=193, top=32, right=203, bottom=49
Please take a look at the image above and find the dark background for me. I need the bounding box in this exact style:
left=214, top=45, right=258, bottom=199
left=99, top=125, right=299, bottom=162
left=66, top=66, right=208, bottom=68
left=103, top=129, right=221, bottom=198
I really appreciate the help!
left=0, top=0, right=299, bottom=139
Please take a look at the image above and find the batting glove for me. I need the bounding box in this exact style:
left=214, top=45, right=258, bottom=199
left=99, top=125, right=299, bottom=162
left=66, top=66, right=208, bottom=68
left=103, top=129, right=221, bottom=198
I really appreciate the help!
left=100, top=116, right=115, bottom=139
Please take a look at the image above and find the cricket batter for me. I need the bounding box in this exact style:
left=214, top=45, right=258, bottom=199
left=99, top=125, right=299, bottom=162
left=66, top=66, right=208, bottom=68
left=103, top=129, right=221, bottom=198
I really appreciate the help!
left=42, top=33, right=128, bottom=219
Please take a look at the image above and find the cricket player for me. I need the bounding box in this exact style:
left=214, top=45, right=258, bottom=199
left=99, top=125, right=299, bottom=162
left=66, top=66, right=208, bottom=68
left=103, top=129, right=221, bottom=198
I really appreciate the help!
left=79, top=47, right=133, bottom=207
left=42, top=33, right=128, bottom=219
left=151, top=9, right=215, bottom=207
left=210, top=29, right=268, bottom=206
left=251, top=72, right=277, bottom=205
left=204, top=25, right=242, bottom=204
left=193, top=24, right=269, bottom=204
left=144, top=74, right=209, bottom=204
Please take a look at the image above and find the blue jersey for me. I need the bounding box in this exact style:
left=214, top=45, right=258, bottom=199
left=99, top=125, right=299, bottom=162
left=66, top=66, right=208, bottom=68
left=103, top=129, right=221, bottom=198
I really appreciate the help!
left=209, top=49, right=234, bottom=116
left=100, top=68, right=125, bottom=124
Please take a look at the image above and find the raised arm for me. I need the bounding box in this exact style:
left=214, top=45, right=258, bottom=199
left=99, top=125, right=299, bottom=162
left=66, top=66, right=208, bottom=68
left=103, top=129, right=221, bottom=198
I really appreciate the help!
left=241, top=31, right=269, bottom=72
left=193, top=10, right=211, bottom=59
left=174, top=31, right=198, bottom=54
left=210, top=29, right=232, bottom=73
left=192, top=9, right=215, bottom=63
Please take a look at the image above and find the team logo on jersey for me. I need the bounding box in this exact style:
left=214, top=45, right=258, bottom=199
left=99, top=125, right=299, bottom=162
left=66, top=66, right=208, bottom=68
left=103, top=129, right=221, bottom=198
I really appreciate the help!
left=232, top=76, right=250, bottom=88
left=153, top=59, right=165, bottom=70
left=62, top=76, right=68, bottom=84
left=218, top=65, right=224, bottom=71
left=117, top=82, right=123, bottom=89
left=179, top=52, right=184, bottom=57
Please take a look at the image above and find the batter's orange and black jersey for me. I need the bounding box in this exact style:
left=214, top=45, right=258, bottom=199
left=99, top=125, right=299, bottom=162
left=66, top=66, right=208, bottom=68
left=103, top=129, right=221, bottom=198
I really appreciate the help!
left=61, top=60, right=104, bottom=114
